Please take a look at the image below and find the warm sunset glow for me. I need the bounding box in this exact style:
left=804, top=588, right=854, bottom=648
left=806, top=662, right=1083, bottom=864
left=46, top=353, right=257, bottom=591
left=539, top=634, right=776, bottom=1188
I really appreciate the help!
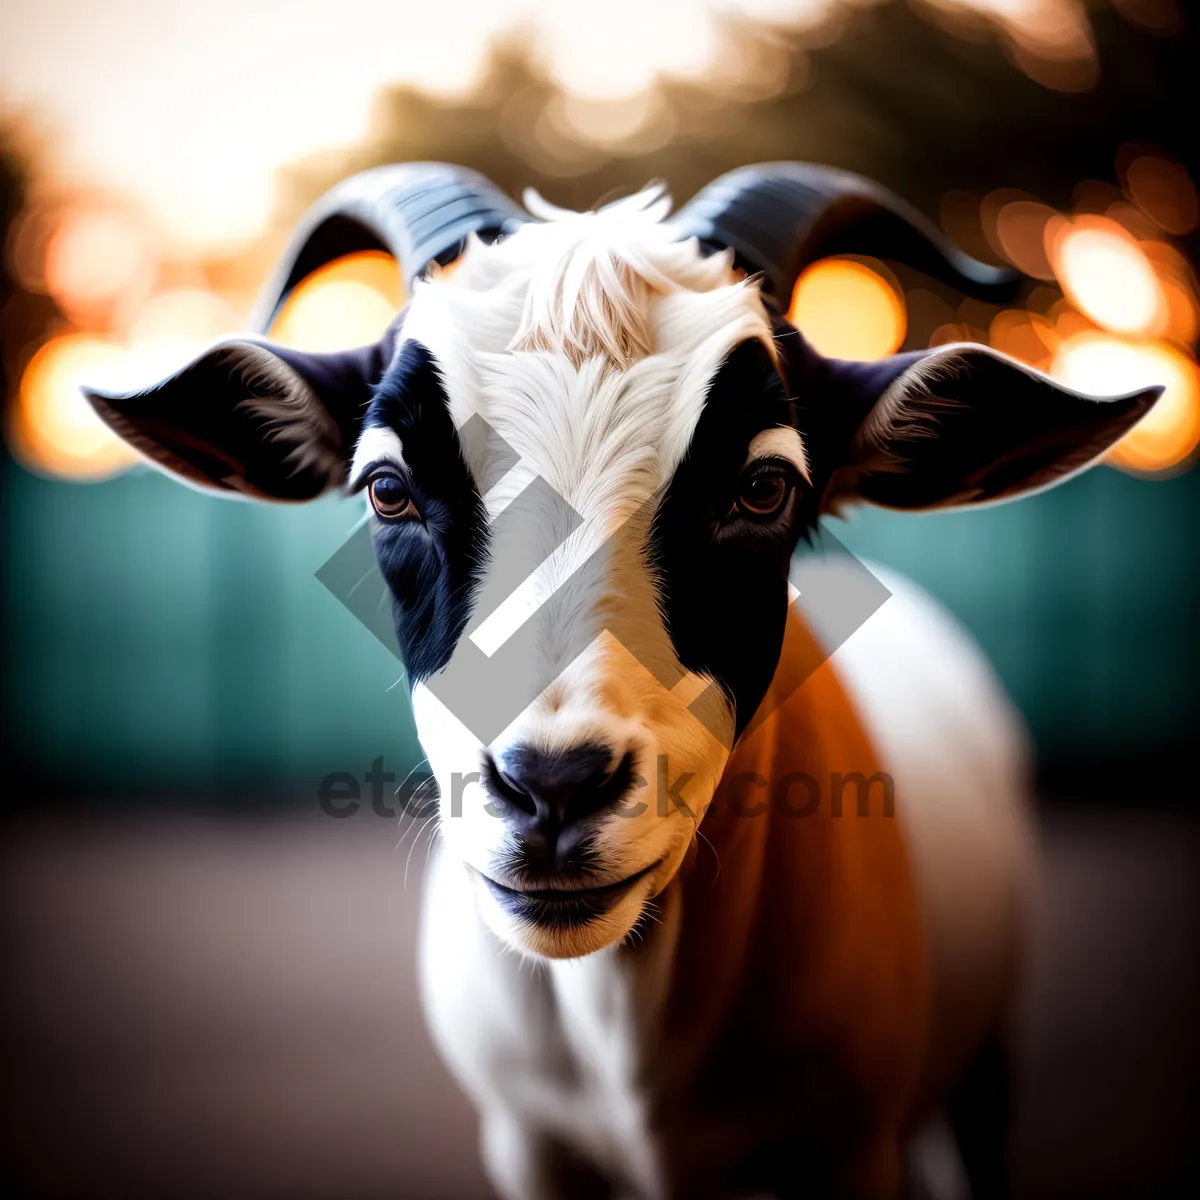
left=788, top=258, right=906, bottom=361
left=920, top=0, right=1097, bottom=90
left=112, top=287, right=244, bottom=394
left=11, top=335, right=141, bottom=481
left=270, top=252, right=402, bottom=352
left=992, top=199, right=1056, bottom=280
left=1156, top=273, right=1200, bottom=349
left=1048, top=217, right=1165, bottom=336
left=988, top=309, right=1059, bottom=371
left=0, top=1, right=1150, bottom=249
left=126, top=287, right=240, bottom=359
left=1052, top=332, right=1200, bottom=475
left=42, top=208, right=157, bottom=325
left=1123, top=152, right=1199, bottom=237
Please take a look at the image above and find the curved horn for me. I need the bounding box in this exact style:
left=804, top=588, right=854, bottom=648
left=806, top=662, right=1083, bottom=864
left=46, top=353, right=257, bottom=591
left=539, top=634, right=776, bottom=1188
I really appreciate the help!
left=670, top=162, right=1018, bottom=305
left=252, top=162, right=530, bottom=333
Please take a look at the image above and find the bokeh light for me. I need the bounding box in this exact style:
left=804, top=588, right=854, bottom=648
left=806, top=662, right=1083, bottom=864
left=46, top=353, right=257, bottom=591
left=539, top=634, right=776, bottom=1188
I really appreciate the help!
left=1122, top=150, right=1199, bottom=236
left=10, top=335, right=142, bottom=481
left=4, top=17, right=1199, bottom=487
left=1110, top=0, right=1186, bottom=36
left=788, top=257, right=906, bottom=361
left=1048, top=216, right=1165, bottom=336
left=42, top=208, right=157, bottom=326
left=990, top=197, right=1057, bottom=280
left=0, top=1, right=1170, bottom=250
left=988, top=308, right=1059, bottom=372
left=1153, top=271, right=1200, bottom=348
left=125, top=287, right=244, bottom=383
left=6, top=198, right=60, bottom=294
left=270, top=252, right=402, bottom=352
left=126, top=288, right=240, bottom=347
left=1052, top=332, right=1200, bottom=475
left=919, top=0, right=1098, bottom=91
left=937, top=151, right=1200, bottom=480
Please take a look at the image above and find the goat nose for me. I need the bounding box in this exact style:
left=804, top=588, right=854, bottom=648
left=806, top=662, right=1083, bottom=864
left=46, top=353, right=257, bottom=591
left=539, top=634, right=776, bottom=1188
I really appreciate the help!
left=487, top=743, right=629, bottom=832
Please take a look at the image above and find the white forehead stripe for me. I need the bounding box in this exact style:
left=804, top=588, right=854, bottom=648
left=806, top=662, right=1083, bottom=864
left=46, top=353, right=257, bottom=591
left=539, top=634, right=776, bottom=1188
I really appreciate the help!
left=350, top=425, right=406, bottom=485
left=745, top=426, right=810, bottom=483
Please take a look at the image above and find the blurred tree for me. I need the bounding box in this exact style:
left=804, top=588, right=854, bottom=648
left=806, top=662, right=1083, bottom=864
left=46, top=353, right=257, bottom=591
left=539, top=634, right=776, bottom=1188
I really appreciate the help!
left=273, top=3, right=1197, bottom=263
left=0, top=120, right=31, bottom=405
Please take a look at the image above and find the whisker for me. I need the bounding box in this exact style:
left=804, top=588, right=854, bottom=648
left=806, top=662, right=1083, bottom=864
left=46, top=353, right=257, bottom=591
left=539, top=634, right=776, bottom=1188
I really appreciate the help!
left=394, top=779, right=438, bottom=839
left=394, top=811, right=423, bottom=854
left=421, top=816, right=443, bottom=874
left=404, top=812, right=439, bottom=890
left=394, top=779, right=437, bottom=851
left=409, top=775, right=440, bottom=818
left=394, top=757, right=431, bottom=799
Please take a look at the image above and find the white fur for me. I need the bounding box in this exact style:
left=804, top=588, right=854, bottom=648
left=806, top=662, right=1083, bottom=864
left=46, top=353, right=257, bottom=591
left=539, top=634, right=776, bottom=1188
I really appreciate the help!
left=358, top=193, right=1036, bottom=1197
left=806, top=558, right=1037, bottom=1098
left=745, top=425, right=811, bottom=482
left=419, top=567, right=1034, bottom=1196
left=379, top=190, right=772, bottom=961
left=348, top=424, right=406, bottom=485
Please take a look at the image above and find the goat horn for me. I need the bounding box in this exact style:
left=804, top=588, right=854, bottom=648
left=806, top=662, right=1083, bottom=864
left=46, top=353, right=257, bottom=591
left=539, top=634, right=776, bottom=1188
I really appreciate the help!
left=251, top=162, right=530, bottom=334
left=670, top=162, right=1018, bottom=305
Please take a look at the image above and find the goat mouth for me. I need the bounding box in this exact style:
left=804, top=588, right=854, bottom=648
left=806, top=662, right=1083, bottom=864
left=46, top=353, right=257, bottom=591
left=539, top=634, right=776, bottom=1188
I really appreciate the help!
left=477, top=861, right=661, bottom=929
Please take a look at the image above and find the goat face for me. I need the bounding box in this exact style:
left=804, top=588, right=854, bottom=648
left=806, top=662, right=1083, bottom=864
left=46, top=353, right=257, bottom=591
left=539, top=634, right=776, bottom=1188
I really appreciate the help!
left=87, top=165, right=1161, bottom=960
left=346, top=201, right=814, bottom=956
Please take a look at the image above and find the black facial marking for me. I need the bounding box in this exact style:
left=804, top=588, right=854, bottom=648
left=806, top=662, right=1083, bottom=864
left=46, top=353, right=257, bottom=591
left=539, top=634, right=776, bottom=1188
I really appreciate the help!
left=484, top=745, right=634, bottom=876
left=651, top=339, right=814, bottom=737
left=360, top=341, right=487, bottom=684
left=770, top=311, right=893, bottom=507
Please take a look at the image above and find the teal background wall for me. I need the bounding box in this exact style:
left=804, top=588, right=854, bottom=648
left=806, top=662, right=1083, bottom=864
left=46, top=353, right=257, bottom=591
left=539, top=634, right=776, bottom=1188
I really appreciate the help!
left=3, top=460, right=422, bottom=803
left=838, top=466, right=1199, bottom=762
left=3, top=456, right=1196, bottom=804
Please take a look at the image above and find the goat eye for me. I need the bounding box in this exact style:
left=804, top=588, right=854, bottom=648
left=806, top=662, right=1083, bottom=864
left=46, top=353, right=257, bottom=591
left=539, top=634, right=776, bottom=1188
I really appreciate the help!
left=736, top=470, right=789, bottom=518
left=368, top=474, right=417, bottom=521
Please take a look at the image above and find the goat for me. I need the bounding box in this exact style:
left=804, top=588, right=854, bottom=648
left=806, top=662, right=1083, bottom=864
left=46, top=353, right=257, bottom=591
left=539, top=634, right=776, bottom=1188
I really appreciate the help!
left=88, top=163, right=1161, bottom=1199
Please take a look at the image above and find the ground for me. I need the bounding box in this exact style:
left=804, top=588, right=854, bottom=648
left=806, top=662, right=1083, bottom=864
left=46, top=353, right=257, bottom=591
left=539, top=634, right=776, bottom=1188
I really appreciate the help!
left=1, top=806, right=1196, bottom=1199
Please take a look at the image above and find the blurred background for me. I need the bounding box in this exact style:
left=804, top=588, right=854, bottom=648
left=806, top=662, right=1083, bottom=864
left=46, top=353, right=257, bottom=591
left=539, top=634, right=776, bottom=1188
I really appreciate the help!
left=1, top=2, right=1197, bottom=1197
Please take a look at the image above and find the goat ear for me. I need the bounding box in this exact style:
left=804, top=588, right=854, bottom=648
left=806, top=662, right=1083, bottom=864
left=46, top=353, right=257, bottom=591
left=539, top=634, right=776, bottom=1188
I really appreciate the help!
left=822, top=344, right=1162, bottom=511
left=85, top=336, right=394, bottom=501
